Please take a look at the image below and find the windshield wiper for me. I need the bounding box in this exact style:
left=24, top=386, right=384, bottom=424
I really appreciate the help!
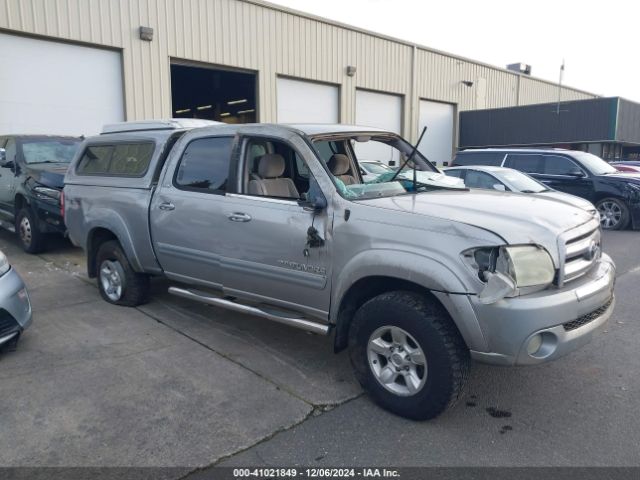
left=389, top=126, right=428, bottom=191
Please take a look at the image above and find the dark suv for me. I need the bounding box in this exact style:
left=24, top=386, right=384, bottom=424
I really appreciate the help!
left=452, top=148, right=640, bottom=230
left=0, top=135, right=81, bottom=252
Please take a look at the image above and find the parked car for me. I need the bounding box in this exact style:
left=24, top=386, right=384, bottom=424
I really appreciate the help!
left=453, top=148, right=640, bottom=230
left=65, top=121, right=615, bottom=420
left=611, top=162, right=640, bottom=173
left=444, top=165, right=597, bottom=214
left=359, top=160, right=396, bottom=182
left=0, top=249, right=32, bottom=351
left=0, top=135, right=81, bottom=252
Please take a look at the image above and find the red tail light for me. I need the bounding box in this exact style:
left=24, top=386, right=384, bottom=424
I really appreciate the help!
left=60, top=190, right=65, bottom=220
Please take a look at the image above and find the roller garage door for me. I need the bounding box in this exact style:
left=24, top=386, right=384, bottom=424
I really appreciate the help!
left=418, top=100, right=455, bottom=167
left=355, top=89, right=403, bottom=165
left=0, top=33, right=125, bottom=136
left=276, top=77, right=339, bottom=123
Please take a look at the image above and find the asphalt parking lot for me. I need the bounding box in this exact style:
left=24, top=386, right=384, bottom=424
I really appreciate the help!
left=1, top=229, right=639, bottom=473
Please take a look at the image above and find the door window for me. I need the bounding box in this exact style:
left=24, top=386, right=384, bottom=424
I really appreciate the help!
left=453, top=152, right=505, bottom=166
left=243, top=137, right=313, bottom=200
left=174, top=137, right=234, bottom=193
left=504, top=154, right=542, bottom=173
left=464, top=170, right=502, bottom=189
left=541, top=155, right=584, bottom=176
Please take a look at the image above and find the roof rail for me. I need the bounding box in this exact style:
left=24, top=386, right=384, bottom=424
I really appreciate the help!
left=101, top=118, right=222, bottom=134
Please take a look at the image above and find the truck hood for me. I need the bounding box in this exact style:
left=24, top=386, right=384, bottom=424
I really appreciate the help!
left=359, top=190, right=595, bottom=263
left=537, top=190, right=596, bottom=212
left=24, top=163, right=69, bottom=189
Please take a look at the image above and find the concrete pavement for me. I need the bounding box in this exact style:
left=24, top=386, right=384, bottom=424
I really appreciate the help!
left=1, top=229, right=638, bottom=472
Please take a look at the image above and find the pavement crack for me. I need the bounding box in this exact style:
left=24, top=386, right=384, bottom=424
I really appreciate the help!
left=177, top=393, right=364, bottom=479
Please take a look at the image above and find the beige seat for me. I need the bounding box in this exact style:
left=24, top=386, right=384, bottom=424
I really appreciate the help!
left=248, top=153, right=299, bottom=198
left=328, top=154, right=357, bottom=185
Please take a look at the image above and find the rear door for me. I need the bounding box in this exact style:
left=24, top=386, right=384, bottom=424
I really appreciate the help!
left=150, top=135, right=235, bottom=287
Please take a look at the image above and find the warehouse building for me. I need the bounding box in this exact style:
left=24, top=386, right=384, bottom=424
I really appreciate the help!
left=459, top=97, right=640, bottom=161
left=0, top=0, right=597, bottom=165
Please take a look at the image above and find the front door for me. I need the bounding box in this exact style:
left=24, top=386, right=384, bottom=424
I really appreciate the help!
left=0, top=138, right=18, bottom=217
left=535, top=155, right=594, bottom=201
left=215, top=134, right=332, bottom=319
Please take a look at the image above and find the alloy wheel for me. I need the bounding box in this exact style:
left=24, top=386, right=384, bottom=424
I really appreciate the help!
left=99, top=260, right=126, bottom=302
left=367, top=325, right=427, bottom=396
left=19, top=216, right=32, bottom=247
left=597, top=201, right=622, bottom=229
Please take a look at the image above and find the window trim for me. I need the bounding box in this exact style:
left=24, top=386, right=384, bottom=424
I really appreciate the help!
left=503, top=153, right=544, bottom=174
left=172, top=135, right=235, bottom=195
left=75, top=141, right=156, bottom=178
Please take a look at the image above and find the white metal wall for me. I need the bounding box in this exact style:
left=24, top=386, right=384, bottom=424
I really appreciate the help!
left=0, top=0, right=597, bottom=140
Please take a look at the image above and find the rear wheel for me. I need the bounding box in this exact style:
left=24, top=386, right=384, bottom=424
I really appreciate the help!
left=348, top=291, right=469, bottom=420
left=16, top=208, right=46, bottom=254
left=596, top=198, right=629, bottom=230
left=96, top=240, right=149, bottom=306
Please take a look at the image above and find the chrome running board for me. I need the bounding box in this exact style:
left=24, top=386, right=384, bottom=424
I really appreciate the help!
left=168, top=286, right=330, bottom=336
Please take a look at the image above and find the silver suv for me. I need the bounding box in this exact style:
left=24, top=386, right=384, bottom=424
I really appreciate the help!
left=64, top=120, right=616, bottom=419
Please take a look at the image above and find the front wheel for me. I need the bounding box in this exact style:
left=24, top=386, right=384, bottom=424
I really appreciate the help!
left=596, top=198, right=629, bottom=230
left=348, top=291, right=469, bottom=420
left=16, top=207, right=46, bottom=254
left=96, top=240, right=149, bottom=306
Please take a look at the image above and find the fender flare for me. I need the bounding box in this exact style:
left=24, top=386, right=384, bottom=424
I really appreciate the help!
left=331, top=249, right=487, bottom=352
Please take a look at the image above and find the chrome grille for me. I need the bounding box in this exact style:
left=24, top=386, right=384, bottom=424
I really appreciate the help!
left=560, top=221, right=601, bottom=285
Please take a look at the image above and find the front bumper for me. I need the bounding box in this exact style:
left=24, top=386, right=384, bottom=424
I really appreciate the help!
left=0, top=267, right=32, bottom=346
left=32, top=197, right=66, bottom=235
left=465, top=254, right=615, bottom=366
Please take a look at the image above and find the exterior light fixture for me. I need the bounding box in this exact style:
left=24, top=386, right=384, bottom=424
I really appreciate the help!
left=139, top=26, right=154, bottom=41
left=461, top=80, right=474, bottom=87
left=346, top=66, right=357, bottom=77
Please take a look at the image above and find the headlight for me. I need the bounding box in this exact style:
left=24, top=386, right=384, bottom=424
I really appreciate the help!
left=33, top=185, right=61, bottom=202
left=462, top=245, right=555, bottom=304
left=0, top=251, right=10, bottom=276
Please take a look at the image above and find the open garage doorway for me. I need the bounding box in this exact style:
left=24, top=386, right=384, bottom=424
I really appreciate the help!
left=170, top=62, right=257, bottom=124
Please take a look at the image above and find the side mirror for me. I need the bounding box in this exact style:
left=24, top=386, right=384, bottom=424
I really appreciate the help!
left=568, top=170, right=586, bottom=178
left=0, top=148, right=7, bottom=167
left=493, top=184, right=506, bottom=191
left=299, top=195, right=327, bottom=212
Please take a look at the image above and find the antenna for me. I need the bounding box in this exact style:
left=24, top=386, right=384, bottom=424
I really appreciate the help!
left=556, top=59, right=565, bottom=115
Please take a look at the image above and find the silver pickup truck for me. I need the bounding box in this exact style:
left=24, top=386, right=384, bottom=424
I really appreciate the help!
left=64, top=120, right=616, bottom=420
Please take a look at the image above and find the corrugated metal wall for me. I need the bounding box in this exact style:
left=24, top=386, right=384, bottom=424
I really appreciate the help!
left=0, top=0, right=596, bottom=140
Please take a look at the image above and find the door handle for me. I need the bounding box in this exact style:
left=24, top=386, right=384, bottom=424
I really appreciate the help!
left=226, top=212, right=252, bottom=222
left=158, top=202, right=175, bottom=211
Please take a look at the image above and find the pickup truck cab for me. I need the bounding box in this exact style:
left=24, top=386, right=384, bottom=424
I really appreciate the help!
left=65, top=120, right=616, bottom=420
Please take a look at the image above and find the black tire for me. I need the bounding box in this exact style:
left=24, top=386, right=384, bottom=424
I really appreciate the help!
left=348, top=291, right=469, bottom=420
left=596, top=198, right=630, bottom=230
left=16, top=207, right=46, bottom=254
left=95, top=240, right=149, bottom=306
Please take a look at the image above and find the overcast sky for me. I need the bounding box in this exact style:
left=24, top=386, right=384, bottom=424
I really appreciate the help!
left=267, top=0, right=640, bottom=103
